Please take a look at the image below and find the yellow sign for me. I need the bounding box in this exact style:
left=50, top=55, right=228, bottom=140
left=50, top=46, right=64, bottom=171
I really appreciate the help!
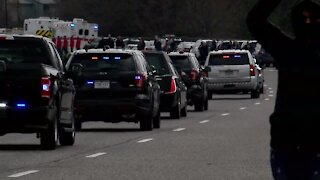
left=36, top=30, right=53, bottom=38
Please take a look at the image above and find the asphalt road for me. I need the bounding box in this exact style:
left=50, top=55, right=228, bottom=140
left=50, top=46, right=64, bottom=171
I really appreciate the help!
left=0, top=68, right=278, bottom=180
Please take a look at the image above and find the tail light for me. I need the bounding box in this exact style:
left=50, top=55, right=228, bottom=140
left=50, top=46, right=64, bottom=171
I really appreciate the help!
left=41, top=77, right=51, bottom=98
left=190, top=69, right=198, bottom=81
left=135, top=74, right=147, bottom=88
left=166, top=77, right=177, bottom=94
left=250, top=65, right=256, bottom=76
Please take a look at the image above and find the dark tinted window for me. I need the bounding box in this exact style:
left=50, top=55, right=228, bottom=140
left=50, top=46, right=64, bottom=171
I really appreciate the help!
left=71, top=53, right=136, bottom=72
left=144, top=53, right=171, bottom=75
left=209, top=54, right=249, bottom=65
left=169, top=55, right=193, bottom=71
left=0, top=39, right=51, bottom=65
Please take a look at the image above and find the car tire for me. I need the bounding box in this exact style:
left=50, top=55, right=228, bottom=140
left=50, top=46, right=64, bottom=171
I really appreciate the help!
left=181, top=105, right=187, bottom=117
left=195, top=97, right=204, bottom=112
left=75, top=119, right=82, bottom=131
left=153, top=110, right=161, bottom=129
left=204, top=97, right=209, bottom=111
left=208, top=91, right=213, bottom=100
left=59, top=114, right=75, bottom=146
left=139, top=113, right=153, bottom=131
left=251, top=88, right=260, bottom=99
left=170, top=103, right=181, bottom=119
left=41, top=114, right=58, bottom=150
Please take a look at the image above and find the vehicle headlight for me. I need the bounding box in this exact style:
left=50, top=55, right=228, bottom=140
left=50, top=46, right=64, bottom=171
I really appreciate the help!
left=0, top=103, right=7, bottom=108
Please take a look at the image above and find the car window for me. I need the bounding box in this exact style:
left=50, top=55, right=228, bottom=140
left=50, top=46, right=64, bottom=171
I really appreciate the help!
left=70, top=53, right=136, bottom=72
left=169, top=55, right=193, bottom=71
left=144, top=53, right=171, bottom=75
left=0, top=39, right=51, bottom=65
left=209, top=53, right=250, bottom=66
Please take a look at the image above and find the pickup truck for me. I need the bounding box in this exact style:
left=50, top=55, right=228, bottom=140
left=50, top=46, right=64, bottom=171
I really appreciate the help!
left=0, top=35, right=75, bottom=150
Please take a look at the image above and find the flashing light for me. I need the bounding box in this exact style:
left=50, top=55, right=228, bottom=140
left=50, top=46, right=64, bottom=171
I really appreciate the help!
left=234, top=55, right=241, bottom=58
left=91, top=57, right=99, bottom=60
left=17, top=103, right=26, bottom=108
left=42, top=84, right=49, bottom=91
left=223, top=56, right=230, bottom=59
left=0, top=103, right=7, bottom=108
left=103, top=57, right=109, bottom=60
left=135, top=76, right=141, bottom=80
left=114, top=57, right=121, bottom=60
left=87, top=81, right=94, bottom=85
left=70, top=23, right=75, bottom=28
left=94, top=25, right=99, bottom=29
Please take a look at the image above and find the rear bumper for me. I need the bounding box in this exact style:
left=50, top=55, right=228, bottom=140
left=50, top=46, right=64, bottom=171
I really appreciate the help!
left=74, top=94, right=152, bottom=122
left=160, top=92, right=179, bottom=112
left=207, top=79, right=257, bottom=92
left=0, top=106, right=54, bottom=134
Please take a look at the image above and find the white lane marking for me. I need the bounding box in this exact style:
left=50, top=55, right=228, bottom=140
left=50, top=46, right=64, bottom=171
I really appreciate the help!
left=221, top=113, right=230, bottom=116
left=200, top=120, right=210, bottom=124
left=255, top=102, right=261, bottom=105
left=8, top=170, right=39, bottom=178
left=269, top=91, right=274, bottom=94
left=265, top=98, right=270, bottom=101
left=269, top=95, right=274, bottom=97
left=264, top=84, right=268, bottom=87
left=268, top=87, right=273, bottom=90
left=240, top=107, right=247, bottom=110
left=173, top=128, right=186, bottom=132
left=137, top=138, right=153, bottom=143
left=86, top=152, right=107, bottom=158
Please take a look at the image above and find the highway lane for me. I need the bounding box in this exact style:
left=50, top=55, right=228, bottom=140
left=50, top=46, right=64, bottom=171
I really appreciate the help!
left=0, top=68, right=277, bottom=179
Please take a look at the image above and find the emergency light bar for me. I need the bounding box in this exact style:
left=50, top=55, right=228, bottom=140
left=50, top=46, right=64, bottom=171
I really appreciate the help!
left=16, top=103, right=26, bottom=108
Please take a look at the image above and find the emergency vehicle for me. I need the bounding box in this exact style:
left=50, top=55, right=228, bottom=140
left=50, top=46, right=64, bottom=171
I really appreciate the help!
left=23, top=17, right=99, bottom=51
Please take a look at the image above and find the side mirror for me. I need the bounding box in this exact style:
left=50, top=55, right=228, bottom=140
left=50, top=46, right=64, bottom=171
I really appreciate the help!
left=204, top=66, right=211, bottom=72
left=0, top=60, right=6, bottom=72
left=70, top=63, right=84, bottom=76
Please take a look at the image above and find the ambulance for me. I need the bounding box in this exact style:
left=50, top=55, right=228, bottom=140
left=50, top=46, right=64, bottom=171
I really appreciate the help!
left=23, top=17, right=99, bottom=51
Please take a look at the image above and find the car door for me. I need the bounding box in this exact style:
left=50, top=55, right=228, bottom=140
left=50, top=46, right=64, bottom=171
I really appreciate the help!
left=49, top=42, right=75, bottom=126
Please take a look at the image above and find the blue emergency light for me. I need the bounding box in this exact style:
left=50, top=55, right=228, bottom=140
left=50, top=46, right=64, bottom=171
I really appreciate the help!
left=17, top=103, right=26, bottom=108
left=114, top=57, right=121, bottom=60
left=234, top=55, right=241, bottom=58
left=103, top=57, right=110, bottom=60
left=94, top=24, right=99, bottom=30
left=87, top=81, right=94, bottom=85
left=70, top=23, right=75, bottom=28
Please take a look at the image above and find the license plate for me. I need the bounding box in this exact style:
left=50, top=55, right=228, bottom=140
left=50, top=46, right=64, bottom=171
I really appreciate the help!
left=94, top=81, right=110, bottom=89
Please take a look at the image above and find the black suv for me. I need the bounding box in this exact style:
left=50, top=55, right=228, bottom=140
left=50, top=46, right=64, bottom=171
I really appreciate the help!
left=0, top=35, right=76, bottom=150
left=169, top=52, right=210, bottom=112
left=144, top=51, right=187, bottom=119
left=66, top=49, right=161, bottom=131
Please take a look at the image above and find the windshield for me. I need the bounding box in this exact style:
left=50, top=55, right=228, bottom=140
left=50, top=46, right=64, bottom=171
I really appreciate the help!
left=209, top=53, right=250, bottom=66
left=144, top=53, right=171, bottom=75
left=71, top=53, right=136, bottom=72
left=0, top=39, right=50, bottom=64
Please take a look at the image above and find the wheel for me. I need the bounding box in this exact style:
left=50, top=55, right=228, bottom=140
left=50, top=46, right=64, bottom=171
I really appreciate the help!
left=208, top=91, right=213, bottom=100
left=204, top=97, right=209, bottom=111
left=59, top=113, right=75, bottom=146
left=251, top=88, right=260, bottom=99
left=75, top=118, right=82, bottom=131
left=195, top=98, right=204, bottom=112
left=153, top=110, right=161, bottom=129
left=181, top=105, right=187, bottom=117
left=139, top=113, right=153, bottom=131
left=260, top=85, right=264, bottom=94
left=170, top=103, right=181, bottom=119
left=41, top=114, right=58, bottom=150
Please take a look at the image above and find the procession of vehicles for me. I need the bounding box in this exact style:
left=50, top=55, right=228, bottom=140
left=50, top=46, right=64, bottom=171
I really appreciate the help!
left=0, top=18, right=267, bottom=149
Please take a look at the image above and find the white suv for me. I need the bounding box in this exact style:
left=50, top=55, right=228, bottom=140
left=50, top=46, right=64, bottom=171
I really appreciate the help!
left=204, top=50, right=260, bottom=99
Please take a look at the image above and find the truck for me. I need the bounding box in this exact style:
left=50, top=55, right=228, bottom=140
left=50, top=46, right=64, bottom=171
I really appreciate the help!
left=0, top=34, right=76, bottom=150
